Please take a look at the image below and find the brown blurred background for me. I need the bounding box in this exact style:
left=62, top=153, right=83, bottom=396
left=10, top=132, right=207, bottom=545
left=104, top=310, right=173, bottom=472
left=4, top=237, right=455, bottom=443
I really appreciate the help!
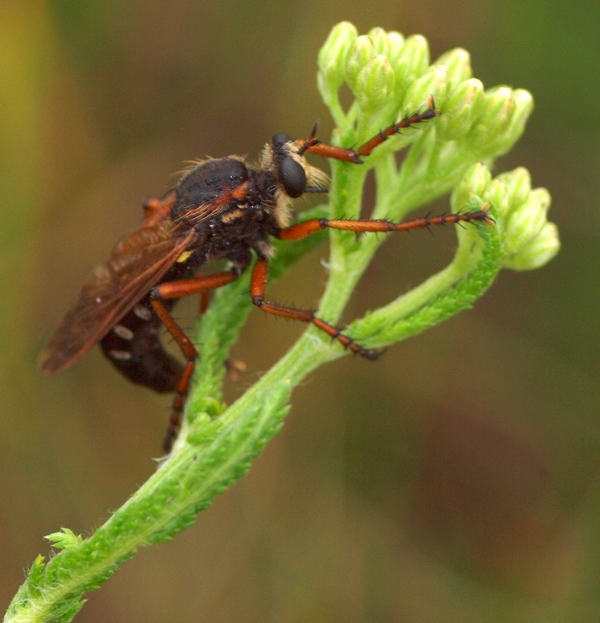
left=1, top=1, right=598, bottom=621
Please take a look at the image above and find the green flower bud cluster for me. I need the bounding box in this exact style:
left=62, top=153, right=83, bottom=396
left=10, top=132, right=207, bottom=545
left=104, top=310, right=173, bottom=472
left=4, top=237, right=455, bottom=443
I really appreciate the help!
left=317, top=22, right=535, bottom=163
left=318, top=23, right=433, bottom=128
left=452, top=163, right=559, bottom=271
left=317, top=22, right=557, bottom=274
left=464, top=87, right=533, bottom=158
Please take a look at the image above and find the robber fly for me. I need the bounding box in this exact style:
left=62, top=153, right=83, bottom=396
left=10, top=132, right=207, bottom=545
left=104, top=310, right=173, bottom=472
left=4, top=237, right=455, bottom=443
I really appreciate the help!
left=38, top=97, right=491, bottom=452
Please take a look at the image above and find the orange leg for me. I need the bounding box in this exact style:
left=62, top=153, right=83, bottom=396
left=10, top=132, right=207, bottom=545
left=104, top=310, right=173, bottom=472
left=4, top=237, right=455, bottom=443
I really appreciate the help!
left=277, top=207, right=493, bottom=241
left=267, top=205, right=492, bottom=356
left=303, top=95, right=440, bottom=163
left=150, top=270, right=238, bottom=451
left=250, top=258, right=381, bottom=359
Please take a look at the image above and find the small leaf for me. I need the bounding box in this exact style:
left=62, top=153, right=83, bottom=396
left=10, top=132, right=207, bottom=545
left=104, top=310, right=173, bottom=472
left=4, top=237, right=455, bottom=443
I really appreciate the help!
left=46, top=527, right=84, bottom=551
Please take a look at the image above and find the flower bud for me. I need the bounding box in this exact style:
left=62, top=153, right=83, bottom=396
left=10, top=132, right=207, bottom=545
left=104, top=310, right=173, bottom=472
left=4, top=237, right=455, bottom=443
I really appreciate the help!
left=496, top=167, right=531, bottom=216
left=503, top=187, right=551, bottom=257
left=435, top=48, right=472, bottom=86
left=468, top=86, right=516, bottom=152
left=367, top=27, right=391, bottom=57
left=484, top=178, right=510, bottom=221
left=451, top=162, right=493, bottom=212
left=494, top=89, right=534, bottom=155
left=436, top=78, right=484, bottom=140
left=402, top=66, right=448, bottom=115
left=387, top=30, right=405, bottom=66
left=391, top=34, right=430, bottom=101
left=317, top=22, right=358, bottom=92
left=345, top=35, right=376, bottom=92
left=504, top=222, right=560, bottom=271
left=355, top=54, right=395, bottom=116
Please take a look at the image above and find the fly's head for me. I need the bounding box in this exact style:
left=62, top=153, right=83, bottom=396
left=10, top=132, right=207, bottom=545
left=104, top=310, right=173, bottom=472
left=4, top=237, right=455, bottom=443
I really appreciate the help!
left=260, top=130, right=329, bottom=227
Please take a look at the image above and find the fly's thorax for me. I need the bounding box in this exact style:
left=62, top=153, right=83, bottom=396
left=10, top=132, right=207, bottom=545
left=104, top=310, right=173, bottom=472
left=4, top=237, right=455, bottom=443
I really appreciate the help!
left=172, top=157, right=251, bottom=222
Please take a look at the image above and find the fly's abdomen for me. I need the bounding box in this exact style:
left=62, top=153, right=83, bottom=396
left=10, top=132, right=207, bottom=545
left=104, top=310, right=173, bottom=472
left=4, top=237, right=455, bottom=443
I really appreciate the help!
left=100, top=298, right=183, bottom=393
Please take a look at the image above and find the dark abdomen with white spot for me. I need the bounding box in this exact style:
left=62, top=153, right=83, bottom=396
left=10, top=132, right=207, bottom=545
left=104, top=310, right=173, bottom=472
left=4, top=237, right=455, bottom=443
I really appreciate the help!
left=99, top=260, right=195, bottom=392
left=100, top=295, right=183, bottom=392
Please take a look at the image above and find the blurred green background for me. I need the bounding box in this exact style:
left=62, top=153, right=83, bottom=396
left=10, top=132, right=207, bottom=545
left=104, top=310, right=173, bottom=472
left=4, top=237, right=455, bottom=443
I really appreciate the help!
left=1, top=1, right=598, bottom=621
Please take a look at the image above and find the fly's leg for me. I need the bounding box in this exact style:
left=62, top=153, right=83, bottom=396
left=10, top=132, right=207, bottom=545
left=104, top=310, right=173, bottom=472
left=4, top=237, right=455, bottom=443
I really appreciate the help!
left=250, top=258, right=381, bottom=359
left=141, top=192, right=176, bottom=227
left=272, top=205, right=492, bottom=355
left=278, top=207, right=493, bottom=241
left=150, top=270, right=238, bottom=452
left=302, top=95, right=440, bottom=163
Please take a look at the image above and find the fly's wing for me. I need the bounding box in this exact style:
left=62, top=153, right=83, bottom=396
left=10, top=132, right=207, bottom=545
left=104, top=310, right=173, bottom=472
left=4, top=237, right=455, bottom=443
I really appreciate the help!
left=38, top=221, right=198, bottom=375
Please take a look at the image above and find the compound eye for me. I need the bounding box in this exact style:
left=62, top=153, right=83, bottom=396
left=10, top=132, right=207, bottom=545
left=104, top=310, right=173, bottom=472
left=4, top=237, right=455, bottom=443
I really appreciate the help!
left=272, top=132, right=293, bottom=146
left=280, top=157, right=306, bottom=198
